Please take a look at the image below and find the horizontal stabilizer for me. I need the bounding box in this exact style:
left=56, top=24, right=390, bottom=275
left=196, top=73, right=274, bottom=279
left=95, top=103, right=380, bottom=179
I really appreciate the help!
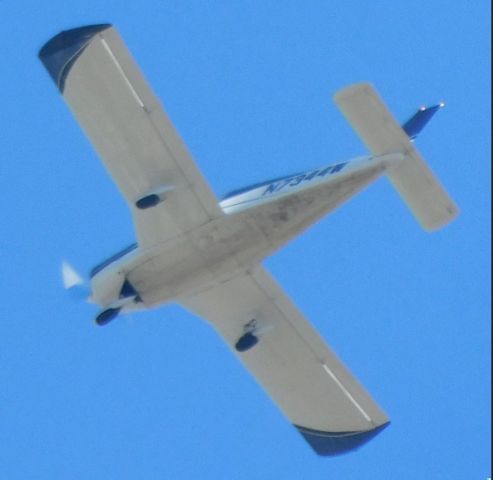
left=334, top=83, right=458, bottom=231
left=387, top=154, right=458, bottom=231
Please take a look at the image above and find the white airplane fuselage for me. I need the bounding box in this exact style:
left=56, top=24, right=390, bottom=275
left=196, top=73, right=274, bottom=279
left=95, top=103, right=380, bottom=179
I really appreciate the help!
left=90, top=154, right=398, bottom=311
left=39, top=21, right=460, bottom=455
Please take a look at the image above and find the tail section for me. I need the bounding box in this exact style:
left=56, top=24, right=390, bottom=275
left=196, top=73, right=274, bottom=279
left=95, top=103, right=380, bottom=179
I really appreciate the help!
left=333, top=83, right=458, bottom=231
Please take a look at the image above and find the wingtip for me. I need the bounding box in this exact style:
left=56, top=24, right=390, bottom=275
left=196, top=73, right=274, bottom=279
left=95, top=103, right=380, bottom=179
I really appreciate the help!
left=295, top=421, right=390, bottom=456
left=38, top=24, right=112, bottom=93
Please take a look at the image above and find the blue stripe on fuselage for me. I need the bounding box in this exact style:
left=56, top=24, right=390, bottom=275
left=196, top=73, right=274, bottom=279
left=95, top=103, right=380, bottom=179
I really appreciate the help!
left=90, top=243, right=137, bottom=278
left=221, top=162, right=348, bottom=202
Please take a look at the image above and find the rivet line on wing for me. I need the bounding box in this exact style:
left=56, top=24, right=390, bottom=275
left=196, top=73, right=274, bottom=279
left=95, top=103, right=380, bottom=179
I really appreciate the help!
left=100, top=37, right=145, bottom=109
left=322, top=363, right=372, bottom=423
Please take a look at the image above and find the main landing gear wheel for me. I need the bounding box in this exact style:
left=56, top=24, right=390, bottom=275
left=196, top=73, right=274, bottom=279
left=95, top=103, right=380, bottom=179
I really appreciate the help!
left=95, top=307, right=121, bottom=326
left=235, top=332, right=259, bottom=352
left=235, top=319, right=260, bottom=352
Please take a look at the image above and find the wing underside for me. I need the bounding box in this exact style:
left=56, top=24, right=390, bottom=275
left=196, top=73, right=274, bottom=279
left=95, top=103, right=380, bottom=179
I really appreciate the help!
left=180, top=266, right=389, bottom=456
left=39, top=24, right=222, bottom=248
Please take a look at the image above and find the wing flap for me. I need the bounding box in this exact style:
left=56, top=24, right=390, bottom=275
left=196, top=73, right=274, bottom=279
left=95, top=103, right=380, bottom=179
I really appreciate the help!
left=180, top=267, right=389, bottom=455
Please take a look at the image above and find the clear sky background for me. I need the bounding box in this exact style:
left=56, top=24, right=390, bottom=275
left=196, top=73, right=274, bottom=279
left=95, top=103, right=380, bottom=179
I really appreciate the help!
left=0, top=1, right=490, bottom=479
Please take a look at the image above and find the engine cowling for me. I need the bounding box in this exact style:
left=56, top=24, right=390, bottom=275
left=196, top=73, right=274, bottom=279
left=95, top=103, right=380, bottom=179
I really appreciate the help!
left=90, top=266, right=125, bottom=307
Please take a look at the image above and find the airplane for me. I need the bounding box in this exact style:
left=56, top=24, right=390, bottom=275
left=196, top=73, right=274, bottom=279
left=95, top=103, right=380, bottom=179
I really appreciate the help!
left=39, top=24, right=458, bottom=456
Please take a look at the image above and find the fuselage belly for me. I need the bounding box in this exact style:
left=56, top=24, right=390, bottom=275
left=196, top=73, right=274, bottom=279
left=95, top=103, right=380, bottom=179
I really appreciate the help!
left=91, top=155, right=390, bottom=310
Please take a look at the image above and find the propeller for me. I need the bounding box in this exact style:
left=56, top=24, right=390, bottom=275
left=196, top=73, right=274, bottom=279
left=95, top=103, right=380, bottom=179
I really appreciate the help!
left=61, top=262, right=137, bottom=325
left=61, top=261, right=92, bottom=301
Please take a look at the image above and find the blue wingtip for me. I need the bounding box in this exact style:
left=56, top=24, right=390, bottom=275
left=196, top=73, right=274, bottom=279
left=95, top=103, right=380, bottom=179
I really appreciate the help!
left=295, top=422, right=390, bottom=456
left=38, top=24, right=112, bottom=93
left=402, top=103, right=445, bottom=140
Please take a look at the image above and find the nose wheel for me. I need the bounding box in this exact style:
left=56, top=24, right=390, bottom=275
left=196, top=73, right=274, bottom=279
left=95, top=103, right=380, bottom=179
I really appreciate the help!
left=95, top=307, right=121, bottom=326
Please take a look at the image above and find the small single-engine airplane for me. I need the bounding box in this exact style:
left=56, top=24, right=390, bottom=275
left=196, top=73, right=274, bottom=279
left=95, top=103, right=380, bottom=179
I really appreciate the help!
left=39, top=24, right=458, bottom=456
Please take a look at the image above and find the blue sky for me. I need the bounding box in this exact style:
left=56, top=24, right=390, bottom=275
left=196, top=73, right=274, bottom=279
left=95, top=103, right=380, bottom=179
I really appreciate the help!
left=0, top=1, right=490, bottom=478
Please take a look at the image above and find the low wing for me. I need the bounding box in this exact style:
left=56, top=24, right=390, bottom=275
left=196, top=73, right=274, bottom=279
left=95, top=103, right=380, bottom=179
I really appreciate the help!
left=39, top=25, right=222, bottom=248
left=180, top=266, right=389, bottom=456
